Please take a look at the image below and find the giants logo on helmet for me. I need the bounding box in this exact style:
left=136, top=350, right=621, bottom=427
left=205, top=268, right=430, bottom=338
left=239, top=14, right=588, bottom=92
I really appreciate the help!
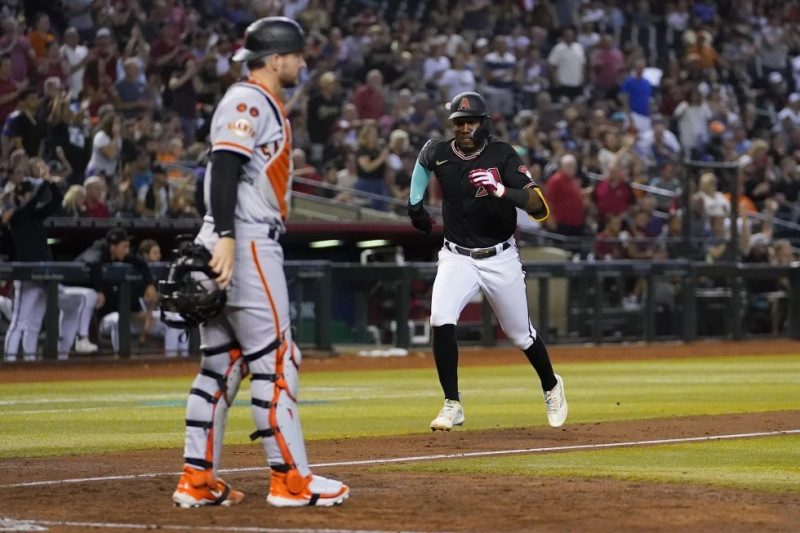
left=458, top=97, right=470, bottom=111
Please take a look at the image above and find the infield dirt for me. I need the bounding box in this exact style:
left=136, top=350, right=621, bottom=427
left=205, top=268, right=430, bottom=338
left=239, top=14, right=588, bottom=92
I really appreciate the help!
left=1, top=339, right=799, bottom=532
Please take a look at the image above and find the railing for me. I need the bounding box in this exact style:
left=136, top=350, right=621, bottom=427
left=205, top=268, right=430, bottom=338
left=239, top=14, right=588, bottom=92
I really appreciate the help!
left=2, top=259, right=798, bottom=360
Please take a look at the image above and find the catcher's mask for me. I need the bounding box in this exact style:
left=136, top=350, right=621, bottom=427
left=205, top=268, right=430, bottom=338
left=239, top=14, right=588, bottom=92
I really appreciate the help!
left=159, top=240, right=226, bottom=329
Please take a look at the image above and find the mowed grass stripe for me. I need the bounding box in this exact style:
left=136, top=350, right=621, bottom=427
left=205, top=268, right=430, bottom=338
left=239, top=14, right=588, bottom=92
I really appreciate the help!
left=381, top=434, right=800, bottom=494
left=0, top=354, right=798, bottom=458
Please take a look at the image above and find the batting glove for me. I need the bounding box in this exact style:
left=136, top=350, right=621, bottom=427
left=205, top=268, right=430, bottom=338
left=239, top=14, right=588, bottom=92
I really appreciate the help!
left=407, top=201, right=435, bottom=234
left=468, top=169, right=506, bottom=198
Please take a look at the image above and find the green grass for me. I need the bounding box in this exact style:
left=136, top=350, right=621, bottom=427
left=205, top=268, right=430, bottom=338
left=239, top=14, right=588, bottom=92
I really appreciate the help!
left=0, top=354, right=798, bottom=462
left=383, top=434, right=800, bottom=494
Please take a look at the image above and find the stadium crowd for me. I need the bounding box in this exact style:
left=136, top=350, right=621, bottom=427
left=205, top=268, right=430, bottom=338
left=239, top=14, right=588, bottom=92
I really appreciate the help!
left=3, top=0, right=800, bottom=355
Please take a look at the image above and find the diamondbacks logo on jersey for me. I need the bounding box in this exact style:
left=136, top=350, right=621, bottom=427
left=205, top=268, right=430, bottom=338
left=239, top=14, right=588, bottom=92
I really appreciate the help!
left=458, top=97, right=470, bottom=111
left=519, top=165, right=533, bottom=181
left=474, top=167, right=501, bottom=197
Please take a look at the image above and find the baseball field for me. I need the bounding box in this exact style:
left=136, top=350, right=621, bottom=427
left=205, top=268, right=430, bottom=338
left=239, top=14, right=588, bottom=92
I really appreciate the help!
left=1, top=340, right=799, bottom=533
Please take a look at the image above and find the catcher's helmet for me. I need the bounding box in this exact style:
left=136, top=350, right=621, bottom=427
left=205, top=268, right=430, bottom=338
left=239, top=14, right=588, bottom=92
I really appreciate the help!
left=447, top=91, right=490, bottom=120
left=232, top=16, right=306, bottom=63
left=159, top=240, right=226, bottom=329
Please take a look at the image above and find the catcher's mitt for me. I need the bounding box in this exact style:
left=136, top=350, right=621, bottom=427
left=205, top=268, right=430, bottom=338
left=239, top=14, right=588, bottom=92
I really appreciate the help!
left=159, top=239, right=226, bottom=329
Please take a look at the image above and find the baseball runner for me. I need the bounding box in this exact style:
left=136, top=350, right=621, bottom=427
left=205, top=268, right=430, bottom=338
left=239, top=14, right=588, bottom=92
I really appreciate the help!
left=170, top=17, right=349, bottom=508
left=2, top=178, right=98, bottom=361
left=407, top=91, right=568, bottom=431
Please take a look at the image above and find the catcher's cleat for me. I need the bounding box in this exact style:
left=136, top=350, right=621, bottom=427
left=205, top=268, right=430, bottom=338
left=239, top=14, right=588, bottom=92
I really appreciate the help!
left=172, top=466, right=244, bottom=508
left=544, top=374, right=568, bottom=428
left=430, top=399, right=465, bottom=431
left=267, top=470, right=349, bottom=507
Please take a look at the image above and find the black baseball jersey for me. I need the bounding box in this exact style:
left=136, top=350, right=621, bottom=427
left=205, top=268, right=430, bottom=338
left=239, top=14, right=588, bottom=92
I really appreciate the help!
left=7, top=181, right=62, bottom=261
left=419, top=138, right=538, bottom=248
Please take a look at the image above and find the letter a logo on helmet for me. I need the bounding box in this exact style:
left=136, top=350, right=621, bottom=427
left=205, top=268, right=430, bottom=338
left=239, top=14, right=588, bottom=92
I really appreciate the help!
left=448, top=91, right=490, bottom=119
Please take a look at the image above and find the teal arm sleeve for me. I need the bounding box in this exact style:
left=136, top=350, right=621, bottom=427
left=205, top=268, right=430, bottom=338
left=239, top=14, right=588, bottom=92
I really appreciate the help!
left=409, top=160, right=432, bottom=205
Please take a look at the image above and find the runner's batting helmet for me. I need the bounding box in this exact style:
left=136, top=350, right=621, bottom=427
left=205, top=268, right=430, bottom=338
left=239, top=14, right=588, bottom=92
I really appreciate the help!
left=159, top=240, right=226, bottom=329
left=232, top=16, right=306, bottom=63
left=447, top=91, right=490, bottom=120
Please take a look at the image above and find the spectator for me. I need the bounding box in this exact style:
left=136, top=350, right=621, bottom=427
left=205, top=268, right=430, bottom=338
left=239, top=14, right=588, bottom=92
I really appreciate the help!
left=637, top=114, right=681, bottom=171
left=673, top=86, right=712, bottom=158
left=364, top=23, right=395, bottom=80
left=777, top=93, right=800, bottom=131
left=167, top=56, right=200, bottom=142
left=591, top=162, right=636, bottom=226
left=594, top=212, right=625, bottom=260
left=59, top=184, right=86, bottom=217
left=598, top=130, right=638, bottom=175
left=589, top=34, right=625, bottom=101
left=352, top=69, right=385, bottom=121
left=114, top=57, right=150, bottom=119
left=543, top=154, right=587, bottom=237
left=355, top=124, right=391, bottom=210
left=407, top=93, right=440, bottom=138
left=10, top=88, right=45, bottom=158
left=547, top=27, right=586, bottom=101
left=306, top=71, right=342, bottom=167
left=89, top=27, right=120, bottom=86
left=291, top=148, right=323, bottom=195
left=649, top=161, right=682, bottom=212
left=694, top=171, right=730, bottom=221
left=619, top=57, right=654, bottom=134
left=136, top=163, right=170, bottom=218
left=27, top=12, right=55, bottom=60
left=0, top=18, right=35, bottom=83
left=0, top=55, right=29, bottom=128
left=772, top=156, right=800, bottom=226
left=138, top=239, right=161, bottom=262
left=61, top=27, right=90, bottom=101
left=482, top=36, right=516, bottom=118
left=36, top=40, right=69, bottom=93
left=422, top=35, right=451, bottom=93
left=86, top=112, right=122, bottom=178
left=386, top=129, right=412, bottom=205
left=517, top=47, right=549, bottom=111
left=63, top=0, right=94, bottom=43
left=83, top=175, right=110, bottom=217
left=115, top=24, right=150, bottom=87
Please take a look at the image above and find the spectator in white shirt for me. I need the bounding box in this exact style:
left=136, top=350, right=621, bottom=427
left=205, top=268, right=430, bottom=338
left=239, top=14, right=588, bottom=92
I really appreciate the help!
left=438, top=54, right=476, bottom=102
left=547, top=27, right=586, bottom=100
left=422, top=36, right=451, bottom=87
left=777, top=93, right=800, bottom=131
left=673, top=86, right=712, bottom=157
left=60, top=27, right=89, bottom=101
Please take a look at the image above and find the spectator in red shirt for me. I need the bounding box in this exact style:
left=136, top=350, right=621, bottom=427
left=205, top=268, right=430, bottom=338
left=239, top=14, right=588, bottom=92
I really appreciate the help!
left=88, top=27, right=119, bottom=85
left=352, top=69, right=385, bottom=121
left=83, top=175, right=111, bottom=218
left=0, top=18, right=35, bottom=83
left=589, top=34, right=625, bottom=100
left=36, top=41, right=69, bottom=93
left=0, top=56, right=29, bottom=127
left=591, top=162, right=636, bottom=228
left=291, top=148, right=323, bottom=195
left=594, top=212, right=625, bottom=260
left=543, top=154, right=586, bottom=236
left=150, top=22, right=184, bottom=79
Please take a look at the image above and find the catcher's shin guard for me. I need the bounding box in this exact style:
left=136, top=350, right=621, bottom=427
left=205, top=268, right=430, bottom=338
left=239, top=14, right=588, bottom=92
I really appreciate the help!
left=248, top=335, right=311, bottom=478
left=183, top=342, right=246, bottom=476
